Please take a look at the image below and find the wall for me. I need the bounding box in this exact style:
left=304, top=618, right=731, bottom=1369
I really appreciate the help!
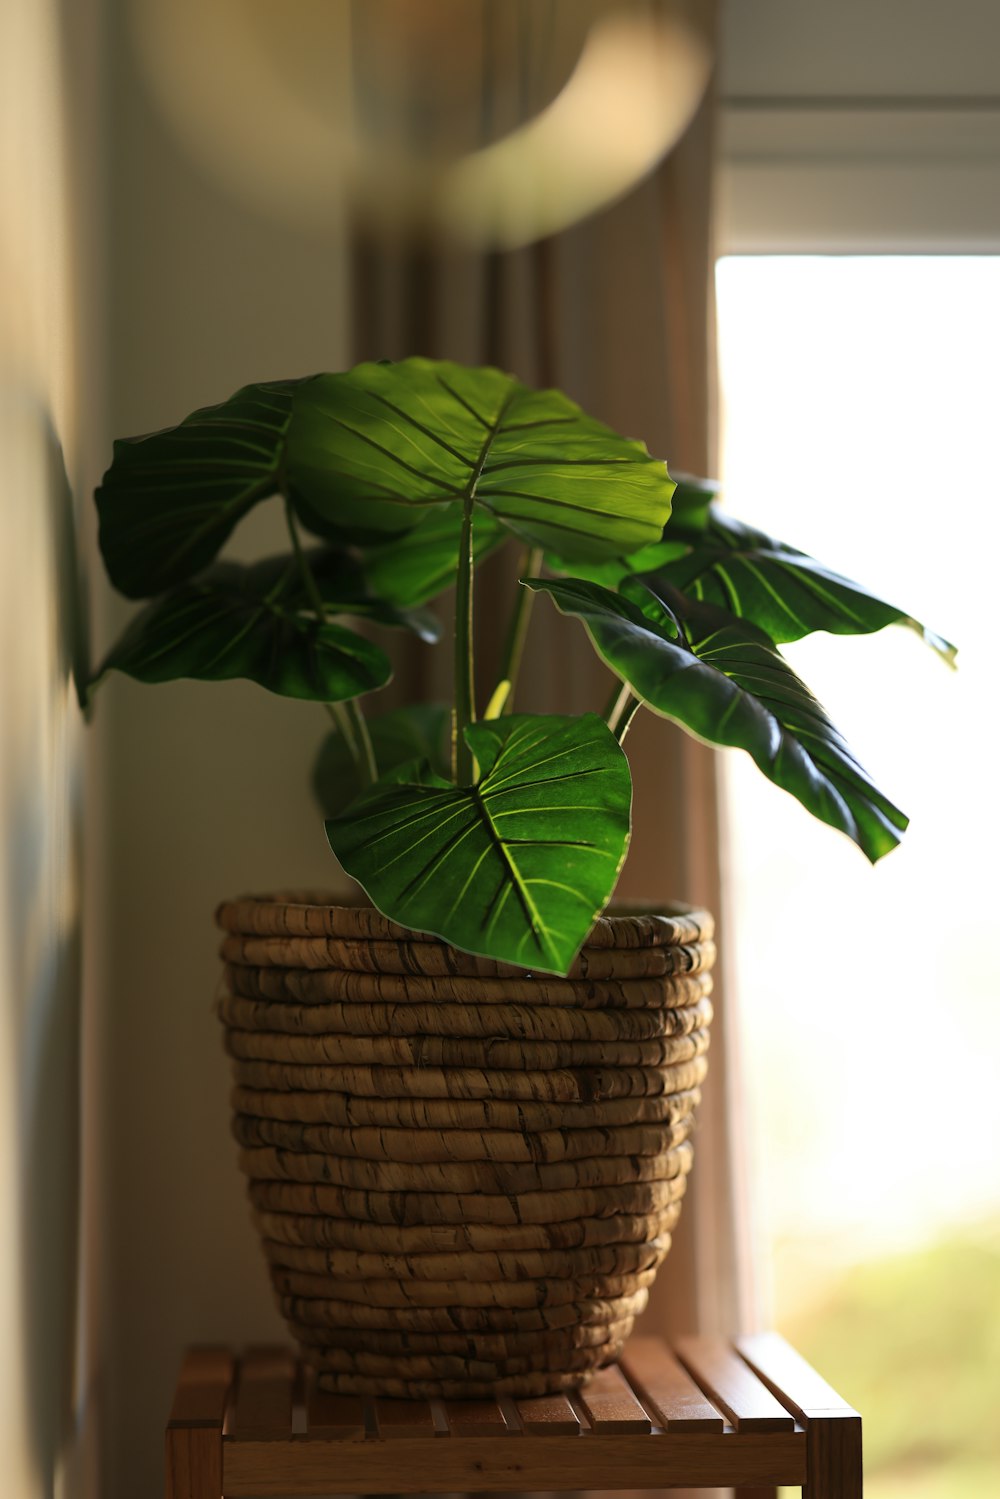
left=98, top=14, right=353, bottom=1498
left=0, top=1, right=105, bottom=1495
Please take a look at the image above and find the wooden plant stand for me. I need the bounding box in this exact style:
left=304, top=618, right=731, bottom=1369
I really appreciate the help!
left=165, top=1334, right=861, bottom=1497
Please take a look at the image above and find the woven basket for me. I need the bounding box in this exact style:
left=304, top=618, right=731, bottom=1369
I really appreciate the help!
left=216, top=892, right=714, bottom=1400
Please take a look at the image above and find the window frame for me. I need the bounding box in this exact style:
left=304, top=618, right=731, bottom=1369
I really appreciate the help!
left=717, top=101, right=1000, bottom=255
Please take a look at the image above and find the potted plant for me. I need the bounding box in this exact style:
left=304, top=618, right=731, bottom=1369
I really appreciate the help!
left=90, top=357, right=951, bottom=1398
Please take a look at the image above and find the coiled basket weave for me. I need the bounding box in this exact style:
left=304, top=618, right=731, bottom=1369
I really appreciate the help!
left=216, top=892, right=715, bottom=1400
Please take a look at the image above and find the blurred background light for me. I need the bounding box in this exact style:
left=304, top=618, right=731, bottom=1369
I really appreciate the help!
left=129, top=0, right=712, bottom=246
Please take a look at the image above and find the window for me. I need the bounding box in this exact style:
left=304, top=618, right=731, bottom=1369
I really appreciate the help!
left=717, top=255, right=1000, bottom=1498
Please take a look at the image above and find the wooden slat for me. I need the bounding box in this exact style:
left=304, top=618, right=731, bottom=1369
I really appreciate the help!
left=443, top=1398, right=510, bottom=1437
left=736, top=1334, right=862, bottom=1499
left=515, top=1392, right=581, bottom=1435
left=374, top=1397, right=442, bottom=1438
left=168, top=1347, right=234, bottom=1426
left=575, top=1364, right=651, bottom=1433
left=166, top=1348, right=233, bottom=1499
left=675, top=1337, right=795, bottom=1433
left=620, top=1337, right=724, bottom=1431
left=305, top=1379, right=367, bottom=1440
left=232, top=1347, right=295, bottom=1440
left=735, top=1333, right=859, bottom=1420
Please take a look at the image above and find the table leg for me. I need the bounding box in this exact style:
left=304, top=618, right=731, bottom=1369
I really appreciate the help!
left=165, top=1348, right=233, bottom=1499
left=805, top=1412, right=863, bottom=1499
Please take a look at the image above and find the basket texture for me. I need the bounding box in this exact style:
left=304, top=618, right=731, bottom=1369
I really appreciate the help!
left=216, top=892, right=714, bottom=1399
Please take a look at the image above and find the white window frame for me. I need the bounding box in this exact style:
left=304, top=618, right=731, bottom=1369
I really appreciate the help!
left=717, top=100, right=1000, bottom=254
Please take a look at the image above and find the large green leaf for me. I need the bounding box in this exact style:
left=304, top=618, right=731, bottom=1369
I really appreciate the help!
left=313, top=704, right=451, bottom=816
left=286, top=358, right=674, bottom=559
left=361, top=503, right=507, bottom=608
left=94, top=556, right=392, bottom=702
left=96, top=378, right=309, bottom=598
left=326, top=713, right=632, bottom=973
left=294, top=549, right=440, bottom=641
left=663, top=472, right=718, bottom=531
left=528, top=577, right=908, bottom=863
left=541, top=473, right=715, bottom=588
left=641, top=508, right=956, bottom=660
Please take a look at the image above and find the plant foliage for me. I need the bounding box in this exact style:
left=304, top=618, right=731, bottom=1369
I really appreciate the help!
left=91, top=357, right=950, bottom=973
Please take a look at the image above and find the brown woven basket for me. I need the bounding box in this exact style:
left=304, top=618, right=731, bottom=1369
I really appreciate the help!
left=216, top=891, right=714, bottom=1400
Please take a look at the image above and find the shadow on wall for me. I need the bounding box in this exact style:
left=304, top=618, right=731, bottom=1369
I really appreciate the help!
left=1, top=394, right=87, bottom=1496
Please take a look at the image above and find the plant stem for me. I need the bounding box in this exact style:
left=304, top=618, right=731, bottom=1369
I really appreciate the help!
left=605, top=679, right=641, bottom=737
left=452, top=498, right=477, bottom=783
left=264, top=559, right=298, bottom=605
left=450, top=390, right=514, bottom=783
left=603, top=679, right=630, bottom=725
left=285, top=497, right=377, bottom=786
left=285, top=498, right=328, bottom=619
left=341, top=698, right=377, bottom=786
left=325, top=700, right=357, bottom=754
left=496, top=545, right=543, bottom=713
left=607, top=685, right=642, bottom=744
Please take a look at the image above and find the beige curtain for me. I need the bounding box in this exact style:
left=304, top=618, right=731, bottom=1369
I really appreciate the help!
left=348, top=4, right=751, bottom=1346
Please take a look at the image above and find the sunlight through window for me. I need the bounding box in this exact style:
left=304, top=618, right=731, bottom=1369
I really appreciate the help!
left=717, top=256, right=1000, bottom=1499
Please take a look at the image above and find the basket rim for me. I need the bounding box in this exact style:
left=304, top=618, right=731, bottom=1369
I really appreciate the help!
left=216, top=890, right=714, bottom=951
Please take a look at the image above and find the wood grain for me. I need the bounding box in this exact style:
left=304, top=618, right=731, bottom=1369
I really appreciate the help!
left=165, top=1347, right=233, bottom=1499
left=167, top=1347, right=234, bottom=1426
left=232, top=1347, right=295, bottom=1440
left=735, top=1332, right=859, bottom=1419
left=172, top=1339, right=845, bottom=1496
left=620, top=1336, right=724, bottom=1431
left=373, top=1397, right=442, bottom=1439
left=575, top=1365, right=651, bottom=1433
left=304, top=1378, right=367, bottom=1440
left=674, top=1338, right=795, bottom=1432
left=736, top=1334, right=862, bottom=1499
left=443, top=1399, right=512, bottom=1437
left=222, top=1430, right=805, bottom=1494
left=515, top=1392, right=581, bottom=1434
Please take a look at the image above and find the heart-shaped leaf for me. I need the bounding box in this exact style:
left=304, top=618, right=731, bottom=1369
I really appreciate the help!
left=94, top=556, right=392, bottom=702
left=96, top=378, right=309, bottom=598
left=313, top=704, right=451, bottom=817
left=286, top=358, right=674, bottom=559
left=528, top=576, right=908, bottom=862
left=642, top=507, right=956, bottom=660
left=326, top=713, right=632, bottom=973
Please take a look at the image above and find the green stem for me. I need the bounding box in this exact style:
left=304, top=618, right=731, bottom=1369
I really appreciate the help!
left=613, top=694, right=642, bottom=745
left=496, top=545, right=543, bottom=714
left=603, top=678, right=630, bottom=725
left=605, top=679, right=642, bottom=741
left=342, top=697, right=377, bottom=785
left=285, top=498, right=328, bottom=619
left=450, top=389, right=515, bottom=783
left=286, top=498, right=377, bottom=787
left=325, top=700, right=357, bottom=754
left=604, top=679, right=643, bottom=745
left=452, top=499, right=477, bottom=783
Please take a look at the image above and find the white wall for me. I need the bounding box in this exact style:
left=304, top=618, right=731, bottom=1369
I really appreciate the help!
left=1, top=2, right=105, bottom=1495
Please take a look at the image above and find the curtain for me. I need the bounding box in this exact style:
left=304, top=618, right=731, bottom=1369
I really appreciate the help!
left=347, top=0, right=751, bottom=1350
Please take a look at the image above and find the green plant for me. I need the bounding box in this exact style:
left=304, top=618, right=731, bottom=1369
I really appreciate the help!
left=90, top=357, right=953, bottom=974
